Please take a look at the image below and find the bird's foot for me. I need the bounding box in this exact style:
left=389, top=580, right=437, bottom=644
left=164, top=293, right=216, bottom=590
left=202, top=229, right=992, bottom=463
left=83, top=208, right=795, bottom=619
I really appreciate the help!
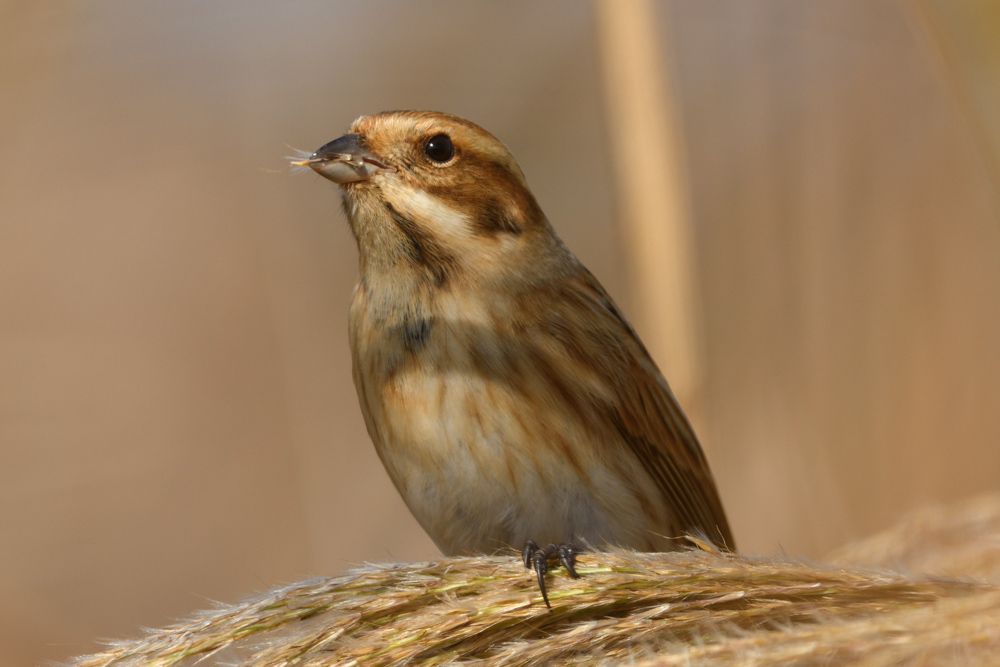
left=521, top=539, right=582, bottom=609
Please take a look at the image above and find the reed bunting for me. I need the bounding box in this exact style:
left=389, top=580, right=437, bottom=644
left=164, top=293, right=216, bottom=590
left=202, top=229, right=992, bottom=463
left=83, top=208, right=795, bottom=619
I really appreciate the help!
left=295, top=111, right=734, bottom=607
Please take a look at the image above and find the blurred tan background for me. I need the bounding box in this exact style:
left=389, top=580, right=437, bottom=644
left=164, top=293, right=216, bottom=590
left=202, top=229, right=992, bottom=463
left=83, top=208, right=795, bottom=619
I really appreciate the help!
left=2, top=2, right=1000, bottom=665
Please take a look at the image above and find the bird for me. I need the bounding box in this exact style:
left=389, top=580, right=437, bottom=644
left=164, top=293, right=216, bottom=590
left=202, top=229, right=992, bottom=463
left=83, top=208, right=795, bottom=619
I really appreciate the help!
left=295, top=110, right=734, bottom=608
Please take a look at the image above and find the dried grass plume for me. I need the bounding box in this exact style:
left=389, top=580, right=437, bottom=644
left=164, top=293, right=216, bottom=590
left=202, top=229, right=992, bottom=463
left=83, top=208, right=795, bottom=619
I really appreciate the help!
left=73, top=496, right=1000, bottom=666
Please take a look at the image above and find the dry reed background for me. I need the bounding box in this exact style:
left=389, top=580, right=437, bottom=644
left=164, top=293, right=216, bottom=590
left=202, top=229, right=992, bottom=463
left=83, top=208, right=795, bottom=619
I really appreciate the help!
left=2, top=2, right=1000, bottom=665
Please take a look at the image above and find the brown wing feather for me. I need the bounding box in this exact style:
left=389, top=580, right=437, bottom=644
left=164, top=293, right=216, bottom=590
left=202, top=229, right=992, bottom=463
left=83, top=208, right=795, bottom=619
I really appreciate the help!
left=547, top=264, right=735, bottom=550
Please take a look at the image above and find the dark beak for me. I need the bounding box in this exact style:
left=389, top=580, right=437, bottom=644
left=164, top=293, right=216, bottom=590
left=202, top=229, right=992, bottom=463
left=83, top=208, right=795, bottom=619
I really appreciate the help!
left=292, top=133, right=396, bottom=184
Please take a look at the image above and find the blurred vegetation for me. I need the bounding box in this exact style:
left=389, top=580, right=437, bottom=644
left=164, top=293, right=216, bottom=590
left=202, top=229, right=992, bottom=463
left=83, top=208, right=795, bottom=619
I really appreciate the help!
left=3, top=2, right=1000, bottom=666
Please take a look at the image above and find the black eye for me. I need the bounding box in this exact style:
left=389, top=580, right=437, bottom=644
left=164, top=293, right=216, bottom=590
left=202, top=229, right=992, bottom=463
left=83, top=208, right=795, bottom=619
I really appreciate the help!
left=424, top=133, right=454, bottom=163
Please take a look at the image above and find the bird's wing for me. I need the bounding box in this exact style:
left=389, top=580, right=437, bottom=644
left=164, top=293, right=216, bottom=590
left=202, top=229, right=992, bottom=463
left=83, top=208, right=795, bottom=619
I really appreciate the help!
left=543, top=265, right=735, bottom=550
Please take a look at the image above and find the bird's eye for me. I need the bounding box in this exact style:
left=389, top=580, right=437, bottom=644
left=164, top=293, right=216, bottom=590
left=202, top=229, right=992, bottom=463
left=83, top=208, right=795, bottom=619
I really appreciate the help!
left=424, top=133, right=455, bottom=163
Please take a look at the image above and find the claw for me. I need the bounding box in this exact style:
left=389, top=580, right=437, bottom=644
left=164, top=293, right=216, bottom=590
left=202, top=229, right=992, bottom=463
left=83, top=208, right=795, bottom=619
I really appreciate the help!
left=522, top=539, right=539, bottom=569
left=557, top=543, right=580, bottom=579
left=521, top=540, right=584, bottom=609
left=532, top=549, right=552, bottom=608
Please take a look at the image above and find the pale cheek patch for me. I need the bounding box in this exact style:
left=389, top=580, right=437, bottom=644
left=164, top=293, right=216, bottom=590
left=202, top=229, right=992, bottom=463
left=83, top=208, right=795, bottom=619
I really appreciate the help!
left=396, top=187, right=474, bottom=243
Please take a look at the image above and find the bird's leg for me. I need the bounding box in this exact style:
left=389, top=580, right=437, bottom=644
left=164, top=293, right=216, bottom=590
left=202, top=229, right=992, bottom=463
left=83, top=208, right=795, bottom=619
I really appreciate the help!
left=521, top=539, right=583, bottom=609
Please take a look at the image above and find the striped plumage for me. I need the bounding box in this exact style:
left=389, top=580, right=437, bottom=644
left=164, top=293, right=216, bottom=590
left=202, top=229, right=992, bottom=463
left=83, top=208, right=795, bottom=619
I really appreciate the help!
left=306, top=110, right=734, bottom=559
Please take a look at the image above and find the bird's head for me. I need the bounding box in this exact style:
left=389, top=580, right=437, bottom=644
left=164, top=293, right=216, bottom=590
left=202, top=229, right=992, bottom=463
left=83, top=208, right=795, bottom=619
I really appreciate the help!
left=298, top=111, right=570, bottom=289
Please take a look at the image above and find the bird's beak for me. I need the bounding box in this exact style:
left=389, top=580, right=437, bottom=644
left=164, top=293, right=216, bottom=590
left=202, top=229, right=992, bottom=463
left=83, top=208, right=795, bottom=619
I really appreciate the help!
left=292, top=133, right=396, bottom=184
